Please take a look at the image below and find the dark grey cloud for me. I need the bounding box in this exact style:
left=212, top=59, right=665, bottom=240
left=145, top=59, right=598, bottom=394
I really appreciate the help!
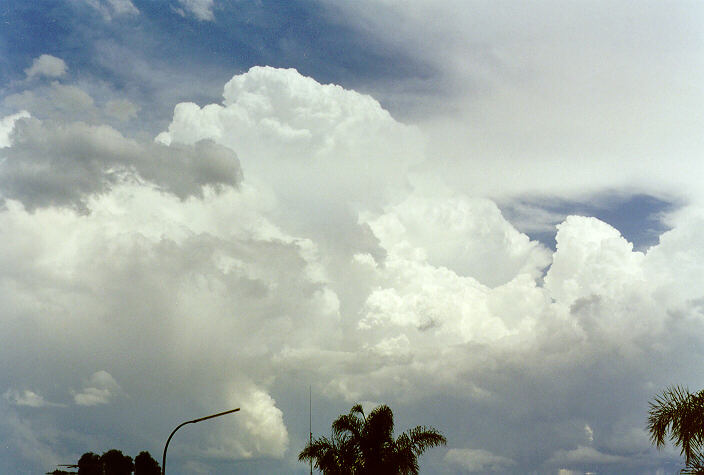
left=0, top=118, right=242, bottom=211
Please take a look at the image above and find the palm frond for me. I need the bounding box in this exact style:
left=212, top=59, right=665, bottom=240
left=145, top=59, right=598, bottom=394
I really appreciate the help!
left=681, top=450, right=704, bottom=474
left=403, top=425, right=447, bottom=455
left=364, top=405, right=395, bottom=444
left=333, top=412, right=364, bottom=440
left=393, top=433, right=420, bottom=475
left=648, top=386, right=704, bottom=466
left=350, top=404, right=365, bottom=418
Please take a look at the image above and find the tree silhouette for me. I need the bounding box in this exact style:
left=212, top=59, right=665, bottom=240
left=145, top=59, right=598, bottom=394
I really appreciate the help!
left=648, top=386, right=704, bottom=474
left=76, top=449, right=137, bottom=475
left=77, top=452, right=101, bottom=475
left=134, top=451, right=161, bottom=475
left=300, top=403, right=446, bottom=474
left=99, top=449, right=134, bottom=475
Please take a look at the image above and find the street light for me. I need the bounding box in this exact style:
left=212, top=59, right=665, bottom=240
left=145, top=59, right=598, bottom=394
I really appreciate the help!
left=162, top=407, right=240, bottom=475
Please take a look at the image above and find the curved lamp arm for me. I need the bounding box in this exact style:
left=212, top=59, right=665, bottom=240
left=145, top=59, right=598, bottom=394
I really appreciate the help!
left=162, top=408, right=240, bottom=475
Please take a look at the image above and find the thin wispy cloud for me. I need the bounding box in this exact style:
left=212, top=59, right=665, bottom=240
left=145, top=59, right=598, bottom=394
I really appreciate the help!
left=81, top=0, right=139, bottom=21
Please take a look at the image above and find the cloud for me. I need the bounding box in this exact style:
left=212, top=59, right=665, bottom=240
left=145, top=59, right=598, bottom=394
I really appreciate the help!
left=2, top=62, right=704, bottom=474
left=544, top=216, right=646, bottom=307
left=546, top=445, right=628, bottom=467
left=81, top=0, right=139, bottom=20
left=185, top=385, right=289, bottom=460
left=73, top=371, right=122, bottom=406
left=73, top=387, right=113, bottom=406
left=106, top=0, right=139, bottom=15
left=152, top=68, right=704, bottom=473
left=104, top=99, right=139, bottom=122
left=4, top=82, right=97, bottom=121
left=445, top=448, right=517, bottom=473
left=176, top=0, right=215, bottom=21
left=0, top=111, right=30, bottom=148
left=498, top=199, right=569, bottom=235
left=363, top=193, right=551, bottom=287
left=156, top=66, right=427, bottom=278
left=0, top=172, right=340, bottom=466
left=237, top=388, right=289, bottom=458
left=3, top=390, right=60, bottom=408
left=0, top=410, right=63, bottom=471
left=24, top=55, right=67, bottom=79
left=156, top=66, right=424, bottom=209
left=0, top=118, right=242, bottom=210
left=326, top=1, right=704, bottom=206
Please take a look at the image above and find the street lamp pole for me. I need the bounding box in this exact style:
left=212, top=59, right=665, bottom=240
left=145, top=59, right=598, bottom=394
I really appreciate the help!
left=162, top=408, right=240, bottom=475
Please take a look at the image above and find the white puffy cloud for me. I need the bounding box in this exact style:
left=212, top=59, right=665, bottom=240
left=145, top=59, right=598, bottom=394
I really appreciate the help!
left=24, top=55, right=67, bottom=79
left=445, top=448, right=516, bottom=473
left=73, top=388, right=112, bottom=406
left=364, top=193, right=551, bottom=286
left=237, top=388, right=288, bottom=458
left=176, top=0, right=215, bottom=21
left=0, top=111, right=30, bottom=148
left=545, top=216, right=646, bottom=307
left=3, top=390, right=55, bottom=408
left=157, top=66, right=424, bottom=211
left=73, top=371, right=122, bottom=406
left=643, top=208, right=704, bottom=304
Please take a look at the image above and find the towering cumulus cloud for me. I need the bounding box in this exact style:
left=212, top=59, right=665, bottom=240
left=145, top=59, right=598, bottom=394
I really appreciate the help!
left=157, top=66, right=424, bottom=208
left=1, top=65, right=703, bottom=474
left=152, top=67, right=704, bottom=473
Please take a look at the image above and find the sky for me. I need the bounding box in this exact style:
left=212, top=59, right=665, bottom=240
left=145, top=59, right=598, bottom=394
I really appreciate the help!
left=1, top=1, right=703, bottom=474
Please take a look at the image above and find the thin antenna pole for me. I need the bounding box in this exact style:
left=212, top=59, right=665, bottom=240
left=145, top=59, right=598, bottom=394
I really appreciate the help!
left=309, top=386, right=313, bottom=475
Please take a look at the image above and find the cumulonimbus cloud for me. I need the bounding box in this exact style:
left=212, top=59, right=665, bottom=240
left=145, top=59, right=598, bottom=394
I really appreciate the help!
left=1, top=64, right=703, bottom=473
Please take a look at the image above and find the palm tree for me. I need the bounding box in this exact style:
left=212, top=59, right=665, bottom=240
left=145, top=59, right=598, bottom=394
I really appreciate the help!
left=299, top=403, right=446, bottom=474
left=647, top=386, right=704, bottom=474
left=299, top=429, right=358, bottom=474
